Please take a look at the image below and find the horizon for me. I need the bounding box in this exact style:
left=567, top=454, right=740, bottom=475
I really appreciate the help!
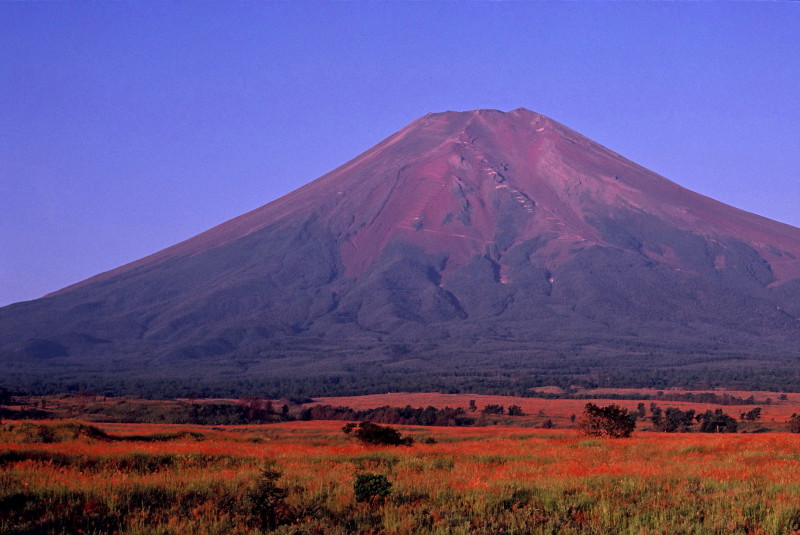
left=2, top=3, right=799, bottom=307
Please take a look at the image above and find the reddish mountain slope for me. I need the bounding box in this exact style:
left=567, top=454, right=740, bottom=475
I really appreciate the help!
left=60, top=109, right=800, bottom=290
left=4, top=109, right=800, bottom=395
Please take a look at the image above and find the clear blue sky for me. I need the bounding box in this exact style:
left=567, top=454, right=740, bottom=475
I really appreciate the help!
left=1, top=2, right=798, bottom=307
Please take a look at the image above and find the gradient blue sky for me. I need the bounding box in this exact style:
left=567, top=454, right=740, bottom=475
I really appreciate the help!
left=2, top=2, right=799, bottom=307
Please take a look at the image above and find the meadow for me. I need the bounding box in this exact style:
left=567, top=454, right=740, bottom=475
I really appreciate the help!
left=4, top=418, right=800, bottom=534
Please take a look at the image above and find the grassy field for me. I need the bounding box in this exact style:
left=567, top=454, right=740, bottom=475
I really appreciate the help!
left=4, top=418, right=800, bottom=534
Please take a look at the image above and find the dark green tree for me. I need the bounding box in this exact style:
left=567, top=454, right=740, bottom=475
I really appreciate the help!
left=650, top=403, right=663, bottom=429
left=342, top=421, right=413, bottom=446
left=579, top=403, right=636, bottom=438
left=657, top=407, right=695, bottom=432
left=507, top=405, right=524, bottom=416
left=481, top=404, right=504, bottom=415
left=788, top=414, right=800, bottom=433
left=353, top=472, right=392, bottom=503
left=246, top=461, right=290, bottom=531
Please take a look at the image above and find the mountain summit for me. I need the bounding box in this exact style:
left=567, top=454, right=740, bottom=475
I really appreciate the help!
left=3, top=109, right=800, bottom=394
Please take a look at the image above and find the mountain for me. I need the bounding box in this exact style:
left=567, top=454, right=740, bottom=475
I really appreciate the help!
left=3, top=108, right=800, bottom=396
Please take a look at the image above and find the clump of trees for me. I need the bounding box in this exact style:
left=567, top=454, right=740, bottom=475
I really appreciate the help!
left=237, top=396, right=290, bottom=422
left=696, top=409, right=738, bottom=433
left=650, top=404, right=696, bottom=432
left=648, top=403, right=738, bottom=433
left=740, top=407, right=762, bottom=421
left=579, top=403, right=636, bottom=438
left=481, top=404, right=504, bottom=415
left=342, top=421, right=413, bottom=446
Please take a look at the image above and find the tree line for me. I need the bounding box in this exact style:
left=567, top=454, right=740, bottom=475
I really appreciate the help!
left=580, top=402, right=748, bottom=438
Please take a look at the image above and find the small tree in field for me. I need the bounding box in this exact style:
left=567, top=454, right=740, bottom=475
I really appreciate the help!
left=579, top=403, right=635, bottom=438
left=789, top=414, right=800, bottom=433
left=246, top=461, right=290, bottom=530
left=656, top=407, right=696, bottom=432
left=353, top=472, right=392, bottom=503
left=507, top=404, right=524, bottom=416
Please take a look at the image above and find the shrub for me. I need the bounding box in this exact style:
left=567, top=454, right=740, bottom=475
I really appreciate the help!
left=246, top=461, right=290, bottom=530
left=740, top=407, right=762, bottom=421
left=342, top=421, right=413, bottom=446
left=579, top=403, right=635, bottom=438
left=481, top=404, right=504, bottom=415
left=353, top=472, right=392, bottom=503
left=507, top=405, right=524, bottom=416
left=650, top=403, right=663, bottom=428
left=790, top=414, right=800, bottom=433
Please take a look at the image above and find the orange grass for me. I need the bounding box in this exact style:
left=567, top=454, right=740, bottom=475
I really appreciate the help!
left=4, top=419, right=800, bottom=534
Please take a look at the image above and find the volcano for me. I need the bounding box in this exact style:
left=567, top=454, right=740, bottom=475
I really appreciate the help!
left=3, top=109, right=800, bottom=395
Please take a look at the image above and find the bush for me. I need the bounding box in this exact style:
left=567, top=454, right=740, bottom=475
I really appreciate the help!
left=579, top=403, right=635, bottom=438
left=353, top=472, right=392, bottom=503
left=342, top=421, right=413, bottom=446
left=507, top=405, right=524, bottom=416
left=246, top=461, right=290, bottom=530
left=740, top=407, right=762, bottom=421
left=481, top=404, right=504, bottom=415
left=790, top=414, right=800, bottom=433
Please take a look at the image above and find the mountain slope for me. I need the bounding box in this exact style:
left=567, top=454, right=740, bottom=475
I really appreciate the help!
left=3, top=109, right=800, bottom=395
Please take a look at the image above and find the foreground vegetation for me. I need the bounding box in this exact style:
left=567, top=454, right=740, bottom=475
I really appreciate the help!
left=4, top=418, right=800, bottom=534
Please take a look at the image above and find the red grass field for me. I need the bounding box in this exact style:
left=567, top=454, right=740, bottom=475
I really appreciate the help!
left=5, top=397, right=800, bottom=534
